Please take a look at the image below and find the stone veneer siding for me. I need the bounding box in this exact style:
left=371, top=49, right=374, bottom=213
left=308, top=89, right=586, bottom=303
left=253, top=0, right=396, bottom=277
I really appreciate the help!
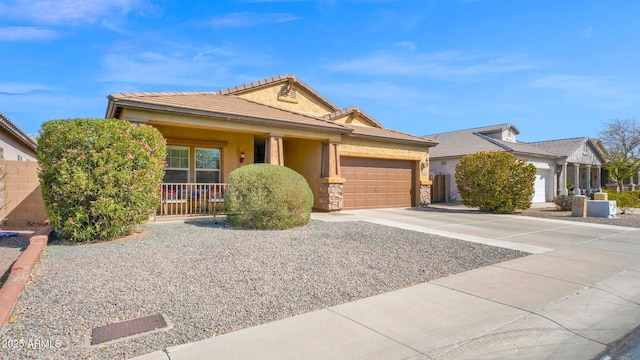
left=318, top=183, right=344, bottom=211
left=420, top=184, right=431, bottom=207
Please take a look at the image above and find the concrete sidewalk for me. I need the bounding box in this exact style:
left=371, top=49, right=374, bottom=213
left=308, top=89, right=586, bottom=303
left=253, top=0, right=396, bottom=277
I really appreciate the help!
left=133, top=208, right=640, bottom=360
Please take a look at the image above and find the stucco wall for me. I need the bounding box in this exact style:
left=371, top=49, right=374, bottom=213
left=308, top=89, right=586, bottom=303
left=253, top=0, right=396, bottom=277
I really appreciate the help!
left=236, top=84, right=333, bottom=117
left=0, top=128, right=36, bottom=162
left=283, top=138, right=322, bottom=209
left=330, top=114, right=376, bottom=127
left=151, top=123, right=254, bottom=182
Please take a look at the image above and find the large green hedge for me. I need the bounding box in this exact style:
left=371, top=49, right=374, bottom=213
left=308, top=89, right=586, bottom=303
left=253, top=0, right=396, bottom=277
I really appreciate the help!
left=37, top=119, right=166, bottom=242
left=225, top=164, right=313, bottom=230
left=455, top=151, right=536, bottom=214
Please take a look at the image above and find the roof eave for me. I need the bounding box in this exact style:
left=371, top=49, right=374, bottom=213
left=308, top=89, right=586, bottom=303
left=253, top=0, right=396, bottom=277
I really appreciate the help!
left=347, top=133, right=438, bottom=147
left=112, top=100, right=351, bottom=134
left=0, top=112, right=37, bottom=151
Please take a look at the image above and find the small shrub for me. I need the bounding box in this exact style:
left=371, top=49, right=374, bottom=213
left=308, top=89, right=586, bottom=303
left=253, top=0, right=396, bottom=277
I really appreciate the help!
left=553, top=195, right=573, bottom=211
left=603, top=190, right=640, bottom=211
left=455, top=151, right=536, bottom=214
left=37, top=119, right=166, bottom=242
left=225, top=164, right=313, bottom=229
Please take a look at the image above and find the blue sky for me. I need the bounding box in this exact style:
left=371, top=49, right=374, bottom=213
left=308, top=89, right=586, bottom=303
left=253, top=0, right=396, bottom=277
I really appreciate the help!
left=1, top=0, right=639, bottom=142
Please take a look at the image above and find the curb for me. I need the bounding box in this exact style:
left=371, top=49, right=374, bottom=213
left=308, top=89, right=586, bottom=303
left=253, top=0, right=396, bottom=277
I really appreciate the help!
left=0, top=226, right=52, bottom=332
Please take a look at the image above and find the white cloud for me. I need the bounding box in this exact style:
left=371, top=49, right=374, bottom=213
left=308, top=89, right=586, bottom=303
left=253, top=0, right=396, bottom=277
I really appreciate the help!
left=326, top=51, right=539, bottom=79
left=0, top=82, right=57, bottom=95
left=100, top=51, right=234, bottom=87
left=0, top=0, right=147, bottom=25
left=533, top=74, right=607, bottom=92
left=0, top=26, right=60, bottom=41
left=394, top=41, right=416, bottom=51
left=532, top=74, right=640, bottom=109
left=207, top=12, right=299, bottom=27
left=318, top=80, right=436, bottom=103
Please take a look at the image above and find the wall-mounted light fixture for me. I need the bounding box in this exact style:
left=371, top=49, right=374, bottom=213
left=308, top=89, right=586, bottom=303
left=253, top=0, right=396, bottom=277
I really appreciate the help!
left=239, top=149, right=246, bottom=163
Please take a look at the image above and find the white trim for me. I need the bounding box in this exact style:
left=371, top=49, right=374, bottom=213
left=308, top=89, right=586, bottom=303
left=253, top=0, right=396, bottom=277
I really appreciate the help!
left=165, top=145, right=190, bottom=182
left=195, top=147, right=221, bottom=183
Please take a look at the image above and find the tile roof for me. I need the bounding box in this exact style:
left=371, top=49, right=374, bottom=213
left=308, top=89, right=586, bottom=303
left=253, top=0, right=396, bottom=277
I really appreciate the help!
left=426, top=123, right=521, bottom=137
left=528, top=137, right=588, bottom=157
left=107, top=91, right=437, bottom=146
left=216, top=74, right=341, bottom=112
left=322, top=107, right=384, bottom=128
left=107, top=75, right=437, bottom=147
left=425, top=124, right=555, bottom=158
left=107, top=92, right=349, bottom=133
left=347, top=125, right=438, bottom=146
left=0, top=111, right=37, bottom=151
left=529, top=137, right=606, bottom=162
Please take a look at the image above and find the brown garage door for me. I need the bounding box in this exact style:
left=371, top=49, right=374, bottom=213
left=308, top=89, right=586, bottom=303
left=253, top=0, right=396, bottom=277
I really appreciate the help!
left=341, top=157, right=414, bottom=209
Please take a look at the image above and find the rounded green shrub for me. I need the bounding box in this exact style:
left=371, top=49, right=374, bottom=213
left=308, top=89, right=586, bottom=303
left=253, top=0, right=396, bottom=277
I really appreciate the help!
left=225, top=164, right=313, bottom=229
left=37, top=118, right=166, bottom=242
left=455, top=151, right=536, bottom=214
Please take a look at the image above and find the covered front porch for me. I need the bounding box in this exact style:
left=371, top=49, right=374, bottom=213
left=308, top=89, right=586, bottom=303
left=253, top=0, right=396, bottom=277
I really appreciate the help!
left=558, top=162, right=603, bottom=195
left=151, top=120, right=346, bottom=218
left=157, top=183, right=227, bottom=218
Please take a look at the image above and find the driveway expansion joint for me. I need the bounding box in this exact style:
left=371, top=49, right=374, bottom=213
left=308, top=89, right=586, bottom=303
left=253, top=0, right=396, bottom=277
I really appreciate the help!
left=429, top=281, right=608, bottom=347
left=326, top=308, right=432, bottom=359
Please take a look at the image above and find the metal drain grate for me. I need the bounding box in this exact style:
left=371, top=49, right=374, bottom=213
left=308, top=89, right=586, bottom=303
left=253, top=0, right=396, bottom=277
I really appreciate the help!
left=89, top=313, right=171, bottom=347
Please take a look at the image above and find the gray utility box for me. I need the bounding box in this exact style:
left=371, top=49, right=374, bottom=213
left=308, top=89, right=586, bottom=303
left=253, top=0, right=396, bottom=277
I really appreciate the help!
left=587, top=200, right=617, bottom=218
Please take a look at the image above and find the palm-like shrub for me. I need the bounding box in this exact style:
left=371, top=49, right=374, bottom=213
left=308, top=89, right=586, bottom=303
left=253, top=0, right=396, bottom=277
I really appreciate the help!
left=455, top=151, right=536, bottom=214
left=225, top=164, right=313, bottom=229
left=37, top=119, right=166, bottom=242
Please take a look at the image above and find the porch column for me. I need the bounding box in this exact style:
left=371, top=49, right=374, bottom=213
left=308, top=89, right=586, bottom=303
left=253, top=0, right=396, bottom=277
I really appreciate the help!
left=559, top=162, right=568, bottom=195
left=596, top=166, right=602, bottom=192
left=321, top=141, right=341, bottom=178
left=573, top=163, right=580, bottom=195
left=319, top=142, right=345, bottom=211
left=265, top=135, right=284, bottom=165
left=585, top=165, right=591, bottom=194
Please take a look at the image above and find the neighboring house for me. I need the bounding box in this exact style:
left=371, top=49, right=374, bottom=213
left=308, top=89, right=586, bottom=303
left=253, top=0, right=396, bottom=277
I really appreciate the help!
left=426, top=124, right=605, bottom=203
left=105, top=74, right=437, bottom=213
left=528, top=137, right=606, bottom=196
left=426, top=124, right=557, bottom=203
left=0, top=112, right=47, bottom=227
left=0, top=111, right=37, bottom=161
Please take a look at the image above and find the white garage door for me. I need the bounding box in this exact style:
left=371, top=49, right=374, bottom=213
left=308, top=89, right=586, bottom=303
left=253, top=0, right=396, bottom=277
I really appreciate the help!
left=533, top=169, right=547, bottom=203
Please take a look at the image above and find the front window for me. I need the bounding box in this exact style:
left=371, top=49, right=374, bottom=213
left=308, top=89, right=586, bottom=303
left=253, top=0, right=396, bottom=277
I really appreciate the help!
left=195, top=148, right=221, bottom=183
left=164, top=146, right=189, bottom=182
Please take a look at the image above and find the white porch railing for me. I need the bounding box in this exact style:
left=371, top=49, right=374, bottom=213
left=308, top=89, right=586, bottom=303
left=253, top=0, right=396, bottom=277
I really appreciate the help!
left=158, top=183, right=227, bottom=218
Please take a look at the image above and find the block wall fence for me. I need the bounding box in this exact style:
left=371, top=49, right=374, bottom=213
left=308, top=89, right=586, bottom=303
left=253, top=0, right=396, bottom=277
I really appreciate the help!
left=0, top=159, right=47, bottom=228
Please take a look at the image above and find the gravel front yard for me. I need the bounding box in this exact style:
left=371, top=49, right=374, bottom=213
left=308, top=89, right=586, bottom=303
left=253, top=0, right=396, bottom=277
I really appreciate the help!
left=1, top=220, right=526, bottom=360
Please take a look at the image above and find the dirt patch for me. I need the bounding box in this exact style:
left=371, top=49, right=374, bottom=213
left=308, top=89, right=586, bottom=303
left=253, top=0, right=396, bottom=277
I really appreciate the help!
left=0, top=233, right=33, bottom=287
left=48, top=229, right=151, bottom=246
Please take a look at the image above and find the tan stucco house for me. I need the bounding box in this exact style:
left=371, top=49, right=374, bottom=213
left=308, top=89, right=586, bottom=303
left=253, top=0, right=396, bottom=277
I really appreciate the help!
left=105, top=75, right=437, bottom=214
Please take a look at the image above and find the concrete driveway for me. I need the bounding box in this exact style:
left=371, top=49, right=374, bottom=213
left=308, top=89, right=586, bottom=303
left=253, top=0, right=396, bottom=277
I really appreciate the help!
left=136, top=208, right=640, bottom=360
